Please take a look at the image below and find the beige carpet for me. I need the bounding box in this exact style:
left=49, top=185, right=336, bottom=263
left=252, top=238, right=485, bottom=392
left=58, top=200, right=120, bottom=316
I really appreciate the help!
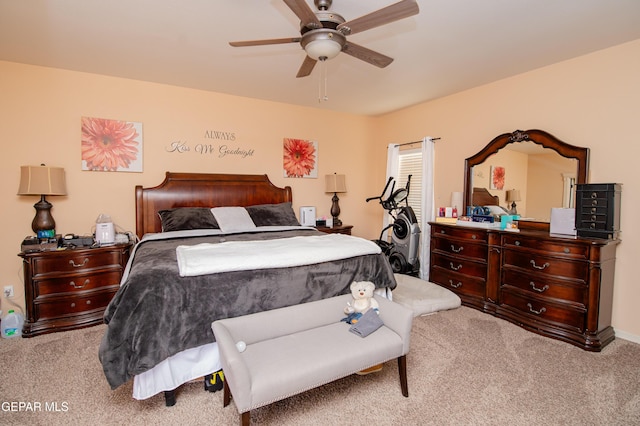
left=1, top=306, right=639, bottom=425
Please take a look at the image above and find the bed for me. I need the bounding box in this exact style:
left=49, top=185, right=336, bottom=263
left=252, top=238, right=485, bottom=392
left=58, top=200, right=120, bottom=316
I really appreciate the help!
left=472, top=187, right=499, bottom=206
left=99, top=172, right=397, bottom=404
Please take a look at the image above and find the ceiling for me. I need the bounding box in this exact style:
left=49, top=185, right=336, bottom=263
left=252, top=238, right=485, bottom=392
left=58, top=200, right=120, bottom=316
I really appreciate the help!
left=1, top=0, right=639, bottom=116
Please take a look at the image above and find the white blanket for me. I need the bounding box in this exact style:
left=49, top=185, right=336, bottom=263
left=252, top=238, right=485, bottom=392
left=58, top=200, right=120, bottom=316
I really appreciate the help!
left=176, top=233, right=381, bottom=277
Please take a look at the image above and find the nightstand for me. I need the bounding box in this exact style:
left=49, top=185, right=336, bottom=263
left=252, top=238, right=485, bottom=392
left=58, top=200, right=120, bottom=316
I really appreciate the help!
left=18, top=243, right=132, bottom=337
left=315, top=225, right=353, bottom=235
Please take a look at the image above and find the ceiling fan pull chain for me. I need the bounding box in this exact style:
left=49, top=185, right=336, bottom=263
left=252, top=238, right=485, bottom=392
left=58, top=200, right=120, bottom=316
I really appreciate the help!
left=323, top=59, right=329, bottom=101
left=318, top=58, right=329, bottom=102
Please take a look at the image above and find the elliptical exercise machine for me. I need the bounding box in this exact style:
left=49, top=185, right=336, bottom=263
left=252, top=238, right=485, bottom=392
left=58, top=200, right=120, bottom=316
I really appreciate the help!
left=366, top=175, right=421, bottom=276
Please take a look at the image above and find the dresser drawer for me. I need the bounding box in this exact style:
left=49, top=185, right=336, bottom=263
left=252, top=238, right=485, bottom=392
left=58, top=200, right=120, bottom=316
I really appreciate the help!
left=430, top=267, right=486, bottom=299
left=34, top=290, right=117, bottom=321
left=431, top=224, right=488, bottom=243
left=431, top=237, right=487, bottom=261
left=34, top=270, right=122, bottom=298
left=432, top=252, right=487, bottom=278
left=502, top=249, right=588, bottom=282
left=31, top=249, right=124, bottom=275
left=502, top=234, right=588, bottom=260
left=500, top=289, right=585, bottom=332
left=502, top=269, right=587, bottom=306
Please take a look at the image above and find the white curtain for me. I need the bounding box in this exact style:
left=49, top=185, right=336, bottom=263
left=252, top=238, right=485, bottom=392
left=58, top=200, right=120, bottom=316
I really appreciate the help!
left=419, top=137, right=435, bottom=279
left=383, top=143, right=400, bottom=236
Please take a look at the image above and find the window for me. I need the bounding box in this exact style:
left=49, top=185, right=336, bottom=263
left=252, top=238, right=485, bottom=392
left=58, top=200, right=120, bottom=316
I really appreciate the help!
left=396, top=148, right=422, bottom=225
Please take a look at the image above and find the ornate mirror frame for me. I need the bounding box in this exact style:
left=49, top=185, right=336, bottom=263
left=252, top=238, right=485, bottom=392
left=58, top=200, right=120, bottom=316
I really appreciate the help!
left=463, top=129, right=590, bottom=229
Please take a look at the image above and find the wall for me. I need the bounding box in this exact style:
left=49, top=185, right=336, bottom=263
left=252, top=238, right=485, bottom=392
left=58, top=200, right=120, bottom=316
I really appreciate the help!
left=0, top=60, right=381, bottom=317
left=373, top=39, right=640, bottom=340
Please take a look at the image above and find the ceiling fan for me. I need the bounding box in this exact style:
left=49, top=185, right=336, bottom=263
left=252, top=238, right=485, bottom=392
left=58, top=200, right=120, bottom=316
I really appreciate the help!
left=229, top=0, right=420, bottom=78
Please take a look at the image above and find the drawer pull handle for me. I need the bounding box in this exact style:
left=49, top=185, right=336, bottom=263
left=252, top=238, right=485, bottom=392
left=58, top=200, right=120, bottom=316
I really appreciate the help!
left=450, top=245, right=463, bottom=253
left=70, top=279, right=90, bottom=289
left=527, top=303, right=546, bottom=315
left=472, top=235, right=477, bottom=240
left=448, top=279, right=462, bottom=288
left=530, top=260, right=550, bottom=270
left=590, top=207, right=597, bottom=214
left=69, top=258, right=89, bottom=268
left=590, top=192, right=597, bottom=199
left=70, top=302, right=76, bottom=308
left=529, top=282, right=549, bottom=293
left=514, top=241, right=521, bottom=246
left=86, top=300, right=91, bottom=305
left=591, top=200, right=598, bottom=206
left=449, top=262, right=462, bottom=271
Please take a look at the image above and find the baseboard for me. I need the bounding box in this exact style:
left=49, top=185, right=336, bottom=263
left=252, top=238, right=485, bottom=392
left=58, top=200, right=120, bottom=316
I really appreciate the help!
left=614, top=329, right=640, bottom=345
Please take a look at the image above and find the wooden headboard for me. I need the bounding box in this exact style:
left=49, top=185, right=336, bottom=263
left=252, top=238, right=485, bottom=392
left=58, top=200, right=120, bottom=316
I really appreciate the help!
left=472, top=187, right=499, bottom=206
left=135, top=172, right=293, bottom=239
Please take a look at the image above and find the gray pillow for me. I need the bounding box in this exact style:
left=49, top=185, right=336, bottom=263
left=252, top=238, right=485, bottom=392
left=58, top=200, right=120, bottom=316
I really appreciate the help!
left=158, top=208, right=219, bottom=232
left=246, top=202, right=300, bottom=226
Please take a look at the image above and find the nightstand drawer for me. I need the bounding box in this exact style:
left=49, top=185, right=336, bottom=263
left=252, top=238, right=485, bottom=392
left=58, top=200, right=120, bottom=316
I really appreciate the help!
left=31, top=249, right=124, bottom=275
left=34, top=270, right=122, bottom=298
left=34, top=290, right=117, bottom=321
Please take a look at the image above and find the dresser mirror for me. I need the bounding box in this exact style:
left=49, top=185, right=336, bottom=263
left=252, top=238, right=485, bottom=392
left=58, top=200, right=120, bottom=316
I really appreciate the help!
left=463, top=129, right=590, bottom=225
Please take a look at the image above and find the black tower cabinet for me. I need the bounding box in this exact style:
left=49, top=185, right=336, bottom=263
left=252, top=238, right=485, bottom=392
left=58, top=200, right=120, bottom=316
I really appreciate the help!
left=575, top=183, right=621, bottom=239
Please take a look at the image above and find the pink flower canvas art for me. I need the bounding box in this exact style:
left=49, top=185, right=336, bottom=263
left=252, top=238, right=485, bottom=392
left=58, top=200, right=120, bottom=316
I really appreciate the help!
left=81, top=117, right=143, bottom=172
left=490, top=166, right=505, bottom=190
left=283, top=138, right=317, bottom=178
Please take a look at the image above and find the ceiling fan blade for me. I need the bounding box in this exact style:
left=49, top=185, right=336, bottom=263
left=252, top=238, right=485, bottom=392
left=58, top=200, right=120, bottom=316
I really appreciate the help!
left=283, top=0, right=322, bottom=29
left=337, top=0, right=419, bottom=35
left=342, top=42, right=393, bottom=68
left=229, top=37, right=301, bottom=47
left=296, top=56, right=318, bottom=78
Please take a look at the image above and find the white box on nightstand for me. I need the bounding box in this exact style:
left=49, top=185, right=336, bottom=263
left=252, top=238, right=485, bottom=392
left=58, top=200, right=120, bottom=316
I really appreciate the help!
left=299, top=206, right=316, bottom=226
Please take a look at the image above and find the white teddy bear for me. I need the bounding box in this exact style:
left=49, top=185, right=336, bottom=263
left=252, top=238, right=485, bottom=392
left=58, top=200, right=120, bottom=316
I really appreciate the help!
left=343, top=281, right=379, bottom=323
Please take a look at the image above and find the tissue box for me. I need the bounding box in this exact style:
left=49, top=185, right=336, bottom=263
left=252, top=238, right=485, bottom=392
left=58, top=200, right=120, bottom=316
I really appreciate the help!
left=550, top=208, right=576, bottom=236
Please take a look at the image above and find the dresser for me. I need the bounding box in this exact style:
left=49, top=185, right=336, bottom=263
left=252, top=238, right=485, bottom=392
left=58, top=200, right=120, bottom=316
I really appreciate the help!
left=429, top=223, right=619, bottom=351
left=19, top=243, right=132, bottom=337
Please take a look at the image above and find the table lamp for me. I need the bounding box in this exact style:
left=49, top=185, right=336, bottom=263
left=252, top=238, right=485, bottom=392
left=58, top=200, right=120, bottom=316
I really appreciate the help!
left=325, top=173, right=346, bottom=226
left=17, top=165, right=67, bottom=235
left=506, top=189, right=521, bottom=215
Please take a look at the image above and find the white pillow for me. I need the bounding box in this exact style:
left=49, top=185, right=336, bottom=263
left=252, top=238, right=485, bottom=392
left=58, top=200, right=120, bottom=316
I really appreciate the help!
left=210, top=207, right=257, bottom=233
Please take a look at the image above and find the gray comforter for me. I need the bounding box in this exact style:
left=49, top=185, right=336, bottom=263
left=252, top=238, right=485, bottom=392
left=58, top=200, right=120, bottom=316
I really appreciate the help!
left=99, top=228, right=396, bottom=389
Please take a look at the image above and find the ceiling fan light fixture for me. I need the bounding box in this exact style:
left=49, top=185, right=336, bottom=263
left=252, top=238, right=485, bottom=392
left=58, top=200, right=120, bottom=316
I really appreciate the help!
left=302, top=30, right=345, bottom=60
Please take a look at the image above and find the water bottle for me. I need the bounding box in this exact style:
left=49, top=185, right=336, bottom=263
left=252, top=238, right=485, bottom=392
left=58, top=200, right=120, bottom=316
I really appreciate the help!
left=1, top=310, right=24, bottom=338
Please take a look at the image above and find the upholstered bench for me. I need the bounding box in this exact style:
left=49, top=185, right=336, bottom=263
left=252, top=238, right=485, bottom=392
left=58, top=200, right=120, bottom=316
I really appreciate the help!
left=212, top=294, right=413, bottom=426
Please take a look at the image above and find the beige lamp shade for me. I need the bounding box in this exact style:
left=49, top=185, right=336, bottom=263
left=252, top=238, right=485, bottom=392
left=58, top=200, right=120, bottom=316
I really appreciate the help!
left=325, top=173, right=347, bottom=193
left=17, top=165, right=67, bottom=196
left=505, top=190, right=521, bottom=203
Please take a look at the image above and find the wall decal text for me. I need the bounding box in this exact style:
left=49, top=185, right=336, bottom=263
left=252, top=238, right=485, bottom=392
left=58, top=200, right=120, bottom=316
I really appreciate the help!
left=166, top=141, right=255, bottom=159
